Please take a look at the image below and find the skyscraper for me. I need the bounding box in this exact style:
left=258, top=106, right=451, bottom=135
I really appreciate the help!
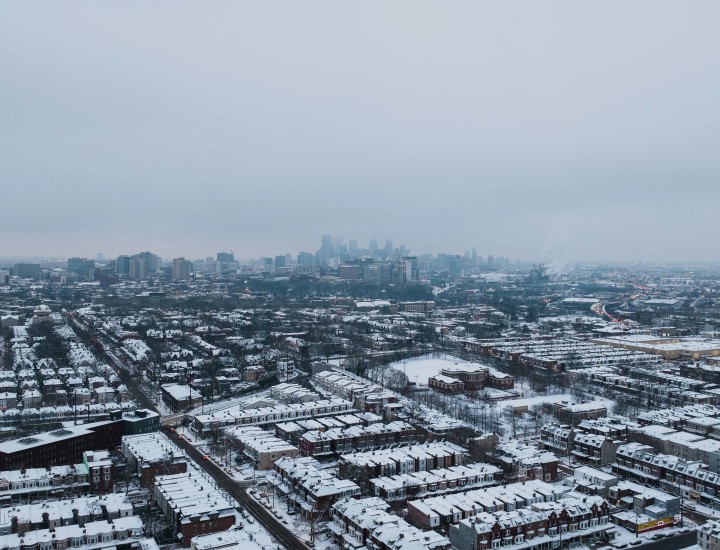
left=297, top=252, right=314, bottom=267
left=384, top=239, right=393, bottom=260
left=172, top=258, right=192, bottom=280
left=116, top=255, right=130, bottom=276
left=369, top=238, right=378, bottom=258
left=67, top=257, right=96, bottom=280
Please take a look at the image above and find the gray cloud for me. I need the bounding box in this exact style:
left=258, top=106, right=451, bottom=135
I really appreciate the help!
left=1, top=1, right=718, bottom=262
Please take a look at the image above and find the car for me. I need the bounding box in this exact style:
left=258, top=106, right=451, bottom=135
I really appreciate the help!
left=178, top=435, right=184, bottom=440
left=202, top=455, right=210, bottom=460
left=629, top=540, right=642, bottom=546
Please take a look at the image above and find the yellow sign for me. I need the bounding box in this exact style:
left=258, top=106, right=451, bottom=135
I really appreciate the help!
left=637, top=517, right=675, bottom=533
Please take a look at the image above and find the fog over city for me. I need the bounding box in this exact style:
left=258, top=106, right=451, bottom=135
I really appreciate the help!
left=1, top=2, right=719, bottom=262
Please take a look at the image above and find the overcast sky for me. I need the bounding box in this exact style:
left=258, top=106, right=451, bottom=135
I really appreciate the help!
left=1, top=2, right=718, bottom=263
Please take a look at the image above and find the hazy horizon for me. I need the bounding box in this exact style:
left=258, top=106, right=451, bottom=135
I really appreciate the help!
left=2, top=2, right=719, bottom=263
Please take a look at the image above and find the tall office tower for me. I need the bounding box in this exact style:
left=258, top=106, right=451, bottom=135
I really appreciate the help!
left=67, top=257, right=96, bottom=280
left=128, top=257, right=147, bottom=280
left=348, top=240, right=358, bottom=257
left=172, top=257, right=192, bottom=280
left=217, top=252, right=234, bottom=263
left=321, top=234, right=335, bottom=258
left=116, top=255, right=131, bottom=276
left=297, top=252, right=314, bottom=267
left=448, top=254, right=462, bottom=276
left=384, top=239, right=393, bottom=260
left=369, top=238, right=378, bottom=258
left=275, top=255, right=286, bottom=269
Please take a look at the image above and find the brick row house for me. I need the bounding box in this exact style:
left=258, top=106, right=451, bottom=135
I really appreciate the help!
left=272, top=457, right=361, bottom=517
left=298, top=421, right=416, bottom=457
left=612, top=443, right=720, bottom=508
left=449, top=497, right=612, bottom=550
left=330, top=497, right=450, bottom=550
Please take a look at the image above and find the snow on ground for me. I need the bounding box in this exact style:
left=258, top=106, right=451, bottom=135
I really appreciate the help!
left=388, top=353, right=478, bottom=385
left=248, top=485, right=335, bottom=550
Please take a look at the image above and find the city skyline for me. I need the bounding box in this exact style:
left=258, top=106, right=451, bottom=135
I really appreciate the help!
left=1, top=3, right=719, bottom=263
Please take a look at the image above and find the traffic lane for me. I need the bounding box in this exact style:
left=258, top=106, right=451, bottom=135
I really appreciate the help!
left=162, top=427, right=310, bottom=550
left=623, top=530, right=696, bottom=550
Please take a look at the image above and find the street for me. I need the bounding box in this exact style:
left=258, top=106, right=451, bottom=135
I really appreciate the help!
left=162, top=426, right=311, bottom=550
left=627, top=530, right=697, bottom=550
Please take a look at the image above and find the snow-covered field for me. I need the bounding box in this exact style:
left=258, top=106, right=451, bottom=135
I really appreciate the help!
left=388, top=353, right=478, bottom=385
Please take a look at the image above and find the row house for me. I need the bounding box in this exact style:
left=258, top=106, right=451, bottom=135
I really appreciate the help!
left=0, top=493, right=133, bottom=534
left=275, top=412, right=383, bottom=444
left=449, top=497, right=612, bottom=550
left=636, top=404, right=720, bottom=429
left=153, top=469, right=236, bottom=546
left=611, top=443, right=720, bottom=507
left=576, top=416, right=635, bottom=441
left=0, top=516, right=144, bottom=550
left=298, top=421, right=416, bottom=457
left=338, top=442, right=469, bottom=482
left=0, top=464, right=88, bottom=502
left=370, top=463, right=502, bottom=502
left=407, top=479, right=568, bottom=530
left=698, top=519, right=720, bottom=550
left=122, top=433, right=188, bottom=487
left=573, top=466, right=619, bottom=498
left=330, top=497, right=450, bottom=550
left=191, top=398, right=354, bottom=435
left=630, top=424, right=720, bottom=471
left=494, top=441, right=559, bottom=482
left=272, top=456, right=360, bottom=517
left=312, top=371, right=399, bottom=415
left=540, top=425, right=574, bottom=455
left=571, top=433, right=621, bottom=467
left=225, top=426, right=299, bottom=469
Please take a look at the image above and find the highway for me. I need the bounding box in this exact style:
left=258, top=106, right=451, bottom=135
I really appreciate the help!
left=162, top=426, right=311, bottom=550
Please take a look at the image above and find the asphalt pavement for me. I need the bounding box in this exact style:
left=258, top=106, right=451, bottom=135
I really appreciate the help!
left=625, top=530, right=696, bottom=550
left=162, top=426, right=311, bottom=550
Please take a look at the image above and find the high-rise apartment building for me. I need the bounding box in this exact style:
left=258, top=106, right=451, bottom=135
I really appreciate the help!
left=369, top=238, right=378, bottom=258
left=384, top=239, right=394, bottom=260
left=128, top=257, right=147, bottom=280
left=116, top=255, right=131, bottom=276
left=400, top=256, right=419, bottom=284
left=13, top=263, right=41, bottom=279
left=172, top=258, right=192, bottom=280
left=297, top=252, right=314, bottom=267
left=67, top=257, right=96, bottom=280
left=217, top=252, right=234, bottom=263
